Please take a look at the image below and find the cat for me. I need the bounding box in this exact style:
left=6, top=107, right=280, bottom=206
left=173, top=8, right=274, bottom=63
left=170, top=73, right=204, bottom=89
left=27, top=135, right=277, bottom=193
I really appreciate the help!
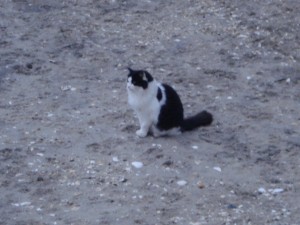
left=126, top=68, right=213, bottom=137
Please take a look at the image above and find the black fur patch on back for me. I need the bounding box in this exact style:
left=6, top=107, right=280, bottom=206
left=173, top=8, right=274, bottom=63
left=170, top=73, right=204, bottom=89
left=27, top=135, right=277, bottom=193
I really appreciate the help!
left=156, top=84, right=184, bottom=130
left=157, top=87, right=162, bottom=101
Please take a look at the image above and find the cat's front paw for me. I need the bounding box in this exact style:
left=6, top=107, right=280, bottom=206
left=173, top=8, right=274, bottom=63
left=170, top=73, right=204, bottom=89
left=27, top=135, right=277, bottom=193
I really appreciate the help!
left=136, top=129, right=147, bottom=138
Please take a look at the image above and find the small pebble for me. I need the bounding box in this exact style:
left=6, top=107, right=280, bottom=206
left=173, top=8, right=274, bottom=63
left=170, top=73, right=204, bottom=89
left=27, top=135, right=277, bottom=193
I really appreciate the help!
left=227, top=204, right=237, bottom=209
left=12, top=202, right=31, bottom=207
left=37, top=176, right=44, bottom=182
left=152, top=143, right=162, bottom=148
left=177, top=180, right=187, bottom=186
left=119, top=177, right=128, bottom=183
left=269, top=188, right=284, bottom=194
left=61, top=85, right=76, bottom=91
left=131, top=161, right=143, bottom=169
left=26, top=63, right=33, bottom=69
left=197, top=181, right=205, bottom=189
left=47, top=113, right=54, bottom=117
left=192, top=145, right=198, bottom=149
left=213, top=167, right=222, bottom=172
left=258, top=187, right=266, bottom=194
left=112, top=156, right=119, bottom=162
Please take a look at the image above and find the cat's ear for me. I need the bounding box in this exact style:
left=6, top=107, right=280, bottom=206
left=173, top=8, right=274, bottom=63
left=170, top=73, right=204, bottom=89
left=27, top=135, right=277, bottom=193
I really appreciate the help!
left=127, top=67, right=133, bottom=73
left=143, top=71, right=153, bottom=82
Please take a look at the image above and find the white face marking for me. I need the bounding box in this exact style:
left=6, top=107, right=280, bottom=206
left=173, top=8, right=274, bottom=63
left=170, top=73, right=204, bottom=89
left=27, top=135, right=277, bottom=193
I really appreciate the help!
left=141, top=72, right=147, bottom=82
left=128, top=77, right=132, bottom=83
left=127, top=76, right=134, bottom=91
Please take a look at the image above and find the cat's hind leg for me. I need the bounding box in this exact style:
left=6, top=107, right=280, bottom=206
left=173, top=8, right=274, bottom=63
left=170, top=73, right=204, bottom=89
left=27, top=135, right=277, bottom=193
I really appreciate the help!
left=151, top=126, right=163, bottom=137
left=151, top=126, right=181, bottom=137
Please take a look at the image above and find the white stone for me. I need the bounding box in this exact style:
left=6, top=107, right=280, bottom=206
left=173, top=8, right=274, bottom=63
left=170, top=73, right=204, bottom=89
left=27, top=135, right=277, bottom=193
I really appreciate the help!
left=112, top=157, right=119, bottom=162
left=177, top=180, right=187, bottom=186
left=131, top=161, right=143, bottom=169
left=213, top=167, right=222, bottom=172
left=269, top=188, right=284, bottom=194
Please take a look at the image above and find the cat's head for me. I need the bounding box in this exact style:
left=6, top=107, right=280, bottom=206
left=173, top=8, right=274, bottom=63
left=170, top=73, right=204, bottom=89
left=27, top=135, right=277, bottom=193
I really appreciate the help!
left=127, top=68, right=154, bottom=91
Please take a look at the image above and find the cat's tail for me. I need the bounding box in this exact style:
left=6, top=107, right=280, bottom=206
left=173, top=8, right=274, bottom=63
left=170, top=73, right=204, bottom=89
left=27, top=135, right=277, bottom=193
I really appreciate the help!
left=180, top=110, right=213, bottom=132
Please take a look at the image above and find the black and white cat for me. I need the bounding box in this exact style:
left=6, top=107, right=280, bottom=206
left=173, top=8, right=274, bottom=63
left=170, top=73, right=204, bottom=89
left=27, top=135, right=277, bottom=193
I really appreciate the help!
left=127, top=68, right=213, bottom=137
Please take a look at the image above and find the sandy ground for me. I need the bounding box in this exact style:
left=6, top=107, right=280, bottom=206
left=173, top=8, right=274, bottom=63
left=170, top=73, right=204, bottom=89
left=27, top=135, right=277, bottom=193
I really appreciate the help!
left=1, top=0, right=300, bottom=224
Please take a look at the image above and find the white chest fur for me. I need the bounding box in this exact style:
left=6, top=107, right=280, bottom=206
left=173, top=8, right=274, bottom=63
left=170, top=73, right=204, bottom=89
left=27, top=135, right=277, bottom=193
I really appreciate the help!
left=127, top=80, right=158, bottom=110
left=127, top=80, right=162, bottom=137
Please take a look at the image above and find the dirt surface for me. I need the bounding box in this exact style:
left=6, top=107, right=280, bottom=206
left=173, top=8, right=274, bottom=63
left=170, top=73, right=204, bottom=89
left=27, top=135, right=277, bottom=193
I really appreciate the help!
left=1, top=0, right=300, bottom=224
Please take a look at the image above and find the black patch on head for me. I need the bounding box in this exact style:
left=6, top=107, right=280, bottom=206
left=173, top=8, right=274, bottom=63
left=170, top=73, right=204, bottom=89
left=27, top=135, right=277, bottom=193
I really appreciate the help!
left=127, top=68, right=154, bottom=89
left=157, top=87, right=162, bottom=101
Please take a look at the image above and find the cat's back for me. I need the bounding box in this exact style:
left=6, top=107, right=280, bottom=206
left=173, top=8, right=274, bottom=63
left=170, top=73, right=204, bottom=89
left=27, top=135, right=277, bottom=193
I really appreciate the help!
left=161, top=83, right=183, bottom=107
